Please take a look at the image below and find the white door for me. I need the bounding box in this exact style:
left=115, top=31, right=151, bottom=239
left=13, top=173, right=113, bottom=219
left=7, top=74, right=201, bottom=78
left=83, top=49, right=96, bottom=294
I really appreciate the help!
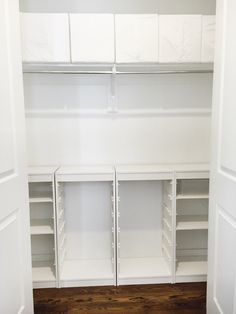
left=0, top=0, right=33, bottom=313
left=207, top=0, right=236, bottom=313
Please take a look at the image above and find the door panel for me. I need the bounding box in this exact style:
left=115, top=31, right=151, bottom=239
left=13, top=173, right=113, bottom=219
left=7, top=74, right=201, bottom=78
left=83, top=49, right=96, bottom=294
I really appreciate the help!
left=0, top=0, right=33, bottom=312
left=0, top=0, right=15, bottom=174
left=220, top=0, right=236, bottom=174
left=0, top=211, right=24, bottom=314
left=208, top=0, right=236, bottom=313
left=214, top=208, right=236, bottom=313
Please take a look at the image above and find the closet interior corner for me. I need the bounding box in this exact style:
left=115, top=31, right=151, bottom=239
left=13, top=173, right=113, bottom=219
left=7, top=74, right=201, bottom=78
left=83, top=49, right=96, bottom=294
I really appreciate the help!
left=21, top=0, right=215, bottom=289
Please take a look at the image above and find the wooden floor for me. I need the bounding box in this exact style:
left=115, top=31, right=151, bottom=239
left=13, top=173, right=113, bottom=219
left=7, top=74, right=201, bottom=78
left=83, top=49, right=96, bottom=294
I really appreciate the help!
left=34, top=283, right=206, bottom=314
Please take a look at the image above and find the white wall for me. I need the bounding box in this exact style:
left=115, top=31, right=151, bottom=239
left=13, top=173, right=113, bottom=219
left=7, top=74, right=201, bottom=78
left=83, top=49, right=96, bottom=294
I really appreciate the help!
left=119, top=181, right=163, bottom=258
left=26, top=116, right=211, bottom=165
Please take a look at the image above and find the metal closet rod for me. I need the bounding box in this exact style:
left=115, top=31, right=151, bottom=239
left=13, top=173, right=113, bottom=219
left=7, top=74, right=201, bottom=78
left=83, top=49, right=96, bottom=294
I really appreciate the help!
left=23, top=69, right=213, bottom=74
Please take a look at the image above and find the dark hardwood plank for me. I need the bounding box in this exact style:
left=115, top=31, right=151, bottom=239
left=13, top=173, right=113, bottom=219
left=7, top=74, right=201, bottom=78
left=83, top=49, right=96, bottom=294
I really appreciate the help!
left=34, top=283, right=206, bottom=314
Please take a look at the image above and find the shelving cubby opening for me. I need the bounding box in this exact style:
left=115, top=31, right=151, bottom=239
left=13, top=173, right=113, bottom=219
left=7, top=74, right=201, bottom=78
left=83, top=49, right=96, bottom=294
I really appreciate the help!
left=117, top=179, right=173, bottom=285
left=176, top=179, right=209, bottom=231
left=57, top=180, right=116, bottom=287
left=31, top=234, right=56, bottom=287
left=175, top=229, right=208, bottom=281
left=28, top=181, right=53, bottom=201
left=177, top=178, right=209, bottom=198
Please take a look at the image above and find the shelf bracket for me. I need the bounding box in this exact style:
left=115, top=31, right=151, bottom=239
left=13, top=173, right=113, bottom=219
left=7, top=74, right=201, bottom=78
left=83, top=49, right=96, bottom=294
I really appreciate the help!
left=107, top=64, right=118, bottom=114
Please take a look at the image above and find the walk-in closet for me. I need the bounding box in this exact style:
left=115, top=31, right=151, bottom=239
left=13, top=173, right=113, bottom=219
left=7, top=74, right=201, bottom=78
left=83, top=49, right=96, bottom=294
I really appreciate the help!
left=19, top=0, right=215, bottom=289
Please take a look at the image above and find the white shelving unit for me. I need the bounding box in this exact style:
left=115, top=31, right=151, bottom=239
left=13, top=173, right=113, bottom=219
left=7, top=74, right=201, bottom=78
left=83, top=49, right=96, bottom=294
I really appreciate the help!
left=27, top=164, right=210, bottom=287
left=55, top=166, right=116, bottom=287
left=116, top=165, right=174, bottom=285
left=174, top=166, right=210, bottom=283
left=28, top=166, right=58, bottom=288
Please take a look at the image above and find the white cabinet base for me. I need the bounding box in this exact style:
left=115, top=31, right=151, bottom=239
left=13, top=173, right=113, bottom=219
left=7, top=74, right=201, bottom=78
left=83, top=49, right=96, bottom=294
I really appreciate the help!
left=118, top=257, right=171, bottom=285
left=60, top=259, right=114, bottom=287
left=32, top=261, right=57, bottom=288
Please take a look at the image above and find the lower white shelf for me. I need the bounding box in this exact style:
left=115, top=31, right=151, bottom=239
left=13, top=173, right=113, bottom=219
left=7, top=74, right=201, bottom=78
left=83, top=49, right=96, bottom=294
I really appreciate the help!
left=29, top=197, right=53, bottom=203
left=176, top=220, right=208, bottom=230
left=119, top=257, right=171, bottom=281
left=30, top=219, right=54, bottom=235
left=176, top=194, right=209, bottom=200
left=32, top=261, right=56, bottom=282
left=176, top=260, right=207, bottom=277
left=61, top=259, right=114, bottom=282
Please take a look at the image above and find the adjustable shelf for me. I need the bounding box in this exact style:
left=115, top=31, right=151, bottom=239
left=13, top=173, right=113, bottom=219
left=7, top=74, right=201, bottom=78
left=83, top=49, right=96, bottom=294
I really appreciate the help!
left=176, top=215, right=208, bottom=231
left=176, top=220, right=208, bottom=231
left=176, top=193, right=209, bottom=200
left=30, top=219, right=54, bottom=235
left=32, top=260, right=56, bottom=283
left=29, top=197, right=53, bottom=203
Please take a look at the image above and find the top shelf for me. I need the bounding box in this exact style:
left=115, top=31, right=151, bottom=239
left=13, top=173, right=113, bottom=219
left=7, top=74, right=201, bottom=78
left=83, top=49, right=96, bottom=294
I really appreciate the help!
left=56, top=166, right=115, bottom=182
left=22, top=63, right=214, bottom=75
left=28, top=166, right=59, bottom=183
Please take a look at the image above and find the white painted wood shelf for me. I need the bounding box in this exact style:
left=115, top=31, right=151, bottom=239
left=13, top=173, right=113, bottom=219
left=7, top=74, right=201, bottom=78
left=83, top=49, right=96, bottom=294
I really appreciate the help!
left=119, top=257, right=171, bottom=279
left=60, top=259, right=115, bottom=287
left=61, top=259, right=113, bottom=281
left=32, top=261, right=56, bottom=282
left=176, top=194, right=209, bottom=200
left=30, top=219, right=54, bottom=235
left=176, top=215, right=208, bottom=230
left=29, top=197, right=53, bottom=203
left=176, top=261, right=207, bottom=276
left=176, top=221, right=208, bottom=230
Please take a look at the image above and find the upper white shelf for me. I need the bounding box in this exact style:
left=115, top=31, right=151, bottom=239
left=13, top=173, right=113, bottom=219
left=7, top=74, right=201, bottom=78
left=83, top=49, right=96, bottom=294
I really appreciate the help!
left=28, top=166, right=59, bottom=182
left=21, top=13, right=215, bottom=64
left=115, top=163, right=210, bottom=181
left=22, top=62, right=214, bottom=75
left=29, top=166, right=59, bottom=176
left=116, top=164, right=174, bottom=181
left=56, top=166, right=115, bottom=182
